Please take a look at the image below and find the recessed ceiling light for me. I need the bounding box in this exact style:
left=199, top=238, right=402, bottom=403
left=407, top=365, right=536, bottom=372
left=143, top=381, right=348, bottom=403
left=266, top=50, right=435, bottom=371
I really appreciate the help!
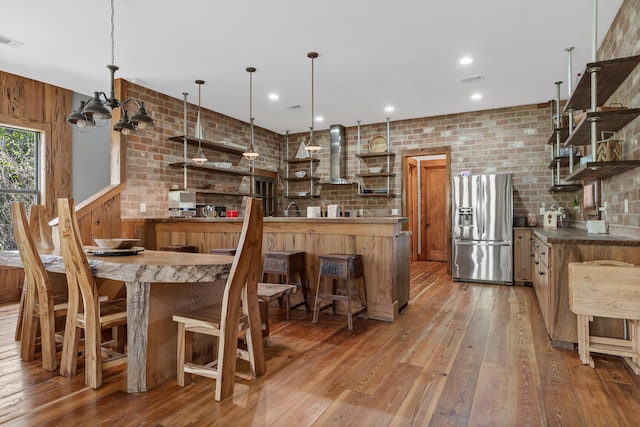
left=459, top=56, right=473, bottom=65
left=471, top=93, right=482, bottom=100
left=268, top=93, right=279, bottom=101
left=315, top=116, right=324, bottom=122
left=385, top=106, right=395, bottom=112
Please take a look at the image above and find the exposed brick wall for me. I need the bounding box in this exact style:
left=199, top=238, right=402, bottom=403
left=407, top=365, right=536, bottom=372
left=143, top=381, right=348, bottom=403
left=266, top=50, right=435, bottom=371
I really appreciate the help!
left=116, top=0, right=638, bottom=238
left=597, top=0, right=640, bottom=238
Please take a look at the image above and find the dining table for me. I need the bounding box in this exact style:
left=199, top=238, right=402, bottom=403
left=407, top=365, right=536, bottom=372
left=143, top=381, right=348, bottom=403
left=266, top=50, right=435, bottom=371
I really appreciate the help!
left=0, top=248, right=233, bottom=392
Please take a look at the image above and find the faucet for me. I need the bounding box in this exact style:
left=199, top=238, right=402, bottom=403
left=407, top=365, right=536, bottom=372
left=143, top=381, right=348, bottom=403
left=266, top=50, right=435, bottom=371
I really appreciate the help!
left=286, top=202, right=300, bottom=217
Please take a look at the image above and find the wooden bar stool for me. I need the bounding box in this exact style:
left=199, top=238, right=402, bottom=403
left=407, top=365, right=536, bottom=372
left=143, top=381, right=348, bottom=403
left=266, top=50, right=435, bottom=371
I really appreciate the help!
left=210, top=248, right=237, bottom=256
left=257, top=283, right=297, bottom=336
left=260, top=251, right=310, bottom=319
left=160, top=245, right=197, bottom=253
left=313, top=254, right=368, bottom=330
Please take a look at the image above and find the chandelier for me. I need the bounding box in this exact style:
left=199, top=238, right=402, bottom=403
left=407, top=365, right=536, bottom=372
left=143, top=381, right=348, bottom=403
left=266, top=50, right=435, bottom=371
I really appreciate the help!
left=66, top=0, right=154, bottom=135
left=304, top=52, right=321, bottom=153
left=243, top=66, right=259, bottom=160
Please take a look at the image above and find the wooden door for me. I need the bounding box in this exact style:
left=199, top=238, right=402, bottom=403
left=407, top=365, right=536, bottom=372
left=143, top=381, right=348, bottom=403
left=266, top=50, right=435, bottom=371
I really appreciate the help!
left=421, top=159, right=447, bottom=261
left=406, top=158, right=419, bottom=261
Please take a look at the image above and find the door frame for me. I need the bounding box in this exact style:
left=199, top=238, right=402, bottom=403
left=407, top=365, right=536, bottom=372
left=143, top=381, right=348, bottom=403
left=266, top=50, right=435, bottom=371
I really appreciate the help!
left=401, top=146, right=451, bottom=274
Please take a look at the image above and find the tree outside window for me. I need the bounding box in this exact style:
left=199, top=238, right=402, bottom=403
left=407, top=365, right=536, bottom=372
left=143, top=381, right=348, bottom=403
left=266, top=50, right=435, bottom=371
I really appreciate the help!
left=0, top=125, right=40, bottom=250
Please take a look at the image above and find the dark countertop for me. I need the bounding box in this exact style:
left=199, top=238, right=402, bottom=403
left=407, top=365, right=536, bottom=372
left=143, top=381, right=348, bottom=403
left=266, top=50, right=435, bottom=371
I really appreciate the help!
left=515, top=227, right=640, bottom=246
left=144, top=217, right=408, bottom=225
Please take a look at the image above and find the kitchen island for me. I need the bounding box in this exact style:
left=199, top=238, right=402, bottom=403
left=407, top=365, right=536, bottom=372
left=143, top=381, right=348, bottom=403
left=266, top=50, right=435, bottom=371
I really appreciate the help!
left=528, top=227, right=640, bottom=347
left=124, top=217, right=411, bottom=322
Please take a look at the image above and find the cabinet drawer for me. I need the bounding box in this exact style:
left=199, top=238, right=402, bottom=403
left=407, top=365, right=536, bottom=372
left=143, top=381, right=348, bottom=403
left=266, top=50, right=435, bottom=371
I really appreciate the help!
left=533, top=238, right=550, bottom=267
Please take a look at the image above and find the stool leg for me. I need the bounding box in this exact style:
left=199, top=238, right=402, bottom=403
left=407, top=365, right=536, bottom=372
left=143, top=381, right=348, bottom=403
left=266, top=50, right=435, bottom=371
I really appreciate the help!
left=358, top=276, right=368, bottom=320
left=345, top=278, right=353, bottom=331
left=312, top=270, right=323, bottom=324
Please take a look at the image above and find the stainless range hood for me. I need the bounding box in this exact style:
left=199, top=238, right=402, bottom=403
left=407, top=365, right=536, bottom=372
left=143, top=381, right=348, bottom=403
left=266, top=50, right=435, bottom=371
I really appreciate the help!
left=326, top=124, right=353, bottom=184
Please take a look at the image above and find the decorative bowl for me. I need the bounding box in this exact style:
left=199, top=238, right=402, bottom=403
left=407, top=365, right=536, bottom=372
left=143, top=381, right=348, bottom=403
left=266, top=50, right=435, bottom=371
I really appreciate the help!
left=294, top=171, right=307, bottom=178
left=94, top=238, right=141, bottom=249
left=368, top=167, right=383, bottom=173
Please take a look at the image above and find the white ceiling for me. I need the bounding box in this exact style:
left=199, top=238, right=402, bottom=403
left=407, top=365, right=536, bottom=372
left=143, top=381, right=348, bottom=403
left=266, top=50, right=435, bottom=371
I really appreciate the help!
left=1, top=0, right=623, bottom=135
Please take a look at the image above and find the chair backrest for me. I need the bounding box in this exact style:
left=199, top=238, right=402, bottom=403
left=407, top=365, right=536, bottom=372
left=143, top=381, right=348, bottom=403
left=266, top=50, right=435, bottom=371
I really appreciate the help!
left=219, top=197, right=264, bottom=324
left=57, top=198, right=101, bottom=321
left=28, top=205, right=55, bottom=250
left=11, top=201, right=54, bottom=309
left=569, top=260, right=640, bottom=320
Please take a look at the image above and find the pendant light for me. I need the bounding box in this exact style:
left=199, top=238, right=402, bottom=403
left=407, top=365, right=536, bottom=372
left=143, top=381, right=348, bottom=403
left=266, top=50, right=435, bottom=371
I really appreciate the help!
left=304, top=52, right=321, bottom=154
left=192, top=79, right=208, bottom=165
left=66, top=0, right=154, bottom=135
left=243, top=67, right=259, bottom=160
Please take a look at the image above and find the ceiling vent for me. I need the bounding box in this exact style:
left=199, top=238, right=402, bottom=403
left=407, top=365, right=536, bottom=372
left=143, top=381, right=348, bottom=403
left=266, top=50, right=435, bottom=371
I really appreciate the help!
left=285, top=104, right=302, bottom=110
left=460, top=75, right=484, bottom=83
left=0, top=34, right=23, bottom=47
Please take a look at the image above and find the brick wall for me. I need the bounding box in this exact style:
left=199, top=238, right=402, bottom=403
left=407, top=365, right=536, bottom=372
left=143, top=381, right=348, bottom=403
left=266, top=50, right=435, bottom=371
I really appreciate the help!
left=117, top=0, right=638, bottom=238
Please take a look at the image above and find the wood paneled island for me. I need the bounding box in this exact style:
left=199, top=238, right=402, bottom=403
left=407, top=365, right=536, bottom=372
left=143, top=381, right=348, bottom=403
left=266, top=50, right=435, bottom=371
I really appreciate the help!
left=125, top=217, right=411, bottom=322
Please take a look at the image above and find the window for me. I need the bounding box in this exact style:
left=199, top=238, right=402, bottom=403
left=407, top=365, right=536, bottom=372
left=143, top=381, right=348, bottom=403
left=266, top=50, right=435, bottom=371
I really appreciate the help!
left=0, top=125, right=40, bottom=250
left=254, top=171, right=277, bottom=217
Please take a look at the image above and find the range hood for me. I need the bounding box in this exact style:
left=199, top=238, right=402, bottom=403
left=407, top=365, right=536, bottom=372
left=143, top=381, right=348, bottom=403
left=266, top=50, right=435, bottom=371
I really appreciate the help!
left=325, top=124, right=353, bottom=184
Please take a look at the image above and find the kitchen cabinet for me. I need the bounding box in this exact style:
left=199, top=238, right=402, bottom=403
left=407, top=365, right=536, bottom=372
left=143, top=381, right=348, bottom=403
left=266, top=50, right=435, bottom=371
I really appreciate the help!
left=356, top=118, right=396, bottom=197
left=530, top=229, right=640, bottom=347
left=167, top=135, right=252, bottom=198
left=547, top=54, right=640, bottom=192
left=513, top=228, right=533, bottom=284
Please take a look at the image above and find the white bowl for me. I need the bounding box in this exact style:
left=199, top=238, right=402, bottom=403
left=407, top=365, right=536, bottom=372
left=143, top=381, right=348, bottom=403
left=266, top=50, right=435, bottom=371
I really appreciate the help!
left=94, top=238, right=140, bottom=249
left=294, top=171, right=306, bottom=178
left=368, top=167, right=383, bottom=174
left=213, top=161, right=232, bottom=169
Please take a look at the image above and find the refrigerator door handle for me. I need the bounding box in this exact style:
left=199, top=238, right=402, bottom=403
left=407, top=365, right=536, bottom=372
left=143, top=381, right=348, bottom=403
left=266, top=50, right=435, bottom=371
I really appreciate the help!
left=477, top=177, right=484, bottom=235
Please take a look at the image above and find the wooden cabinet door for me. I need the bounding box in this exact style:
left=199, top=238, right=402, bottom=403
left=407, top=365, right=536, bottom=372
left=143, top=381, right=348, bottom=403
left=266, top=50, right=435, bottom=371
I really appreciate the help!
left=513, top=229, right=532, bottom=283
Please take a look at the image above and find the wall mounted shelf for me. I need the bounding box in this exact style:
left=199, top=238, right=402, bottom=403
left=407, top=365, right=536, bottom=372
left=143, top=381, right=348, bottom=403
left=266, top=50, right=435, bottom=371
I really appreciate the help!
left=168, top=162, right=251, bottom=176
left=168, top=135, right=247, bottom=155
left=563, top=108, right=640, bottom=147
left=564, top=160, right=640, bottom=181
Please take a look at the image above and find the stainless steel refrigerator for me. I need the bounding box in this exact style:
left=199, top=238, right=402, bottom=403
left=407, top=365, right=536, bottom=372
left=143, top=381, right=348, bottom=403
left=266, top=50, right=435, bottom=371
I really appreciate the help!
left=452, top=173, right=513, bottom=285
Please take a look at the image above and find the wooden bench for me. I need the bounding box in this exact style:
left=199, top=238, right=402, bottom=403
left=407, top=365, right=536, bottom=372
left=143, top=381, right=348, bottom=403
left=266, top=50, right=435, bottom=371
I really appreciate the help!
left=569, top=260, right=640, bottom=374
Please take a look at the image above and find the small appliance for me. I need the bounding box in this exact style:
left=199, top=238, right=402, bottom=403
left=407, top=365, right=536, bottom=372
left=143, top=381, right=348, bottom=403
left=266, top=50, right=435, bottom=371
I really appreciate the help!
left=586, top=220, right=608, bottom=234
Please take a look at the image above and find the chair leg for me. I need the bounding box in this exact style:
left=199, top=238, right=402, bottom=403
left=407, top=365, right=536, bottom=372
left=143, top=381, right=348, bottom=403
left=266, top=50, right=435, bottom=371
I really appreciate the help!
left=38, top=299, right=58, bottom=372
left=577, top=315, right=590, bottom=366
left=358, top=277, right=368, bottom=320
left=19, top=287, right=37, bottom=362
left=84, top=317, right=103, bottom=389
left=215, top=328, right=238, bottom=401
left=176, top=322, right=192, bottom=387
left=15, top=282, right=27, bottom=341
left=60, top=325, right=80, bottom=378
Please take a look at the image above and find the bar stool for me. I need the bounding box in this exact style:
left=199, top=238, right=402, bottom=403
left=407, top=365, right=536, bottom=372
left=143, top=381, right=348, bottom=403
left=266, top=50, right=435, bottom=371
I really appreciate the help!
left=260, top=251, right=310, bottom=319
left=209, top=248, right=237, bottom=256
left=159, top=245, right=197, bottom=253
left=313, top=254, right=367, bottom=330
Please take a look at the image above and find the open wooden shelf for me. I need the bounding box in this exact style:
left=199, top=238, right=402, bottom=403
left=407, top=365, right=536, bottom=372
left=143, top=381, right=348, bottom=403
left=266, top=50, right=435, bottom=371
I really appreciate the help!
left=548, top=184, right=582, bottom=194
left=168, top=135, right=247, bottom=155
left=564, top=54, right=640, bottom=111
left=168, top=188, right=253, bottom=197
left=356, top=172, right=396, bottom=178
left=286, top=158, right=320, bottom=164
left=547, top=127, right=569, bottom=145
left=358, top=192, right=396, bottom=198
left=284, top=176, right=320, bottom=182
left=356, top=152, right=396, bottom=159
left=168, top=162, right=251, bottom=176
left=548, top=156, right=582, bottom=169
left=564, top=160, right=640, bottom=181
left=563, top=108, right=640, bottom=147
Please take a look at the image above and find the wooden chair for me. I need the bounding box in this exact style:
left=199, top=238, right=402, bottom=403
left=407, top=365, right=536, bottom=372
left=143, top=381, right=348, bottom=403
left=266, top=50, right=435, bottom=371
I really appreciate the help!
left=173, top=197, right=266, bottom=401
left=11, top=201, right=67, bottom=371
left=57, top=198, right=127, bottom=388
left=569, top=260, right=640, bottom=374
left=14, top=204, right=55, bottom=342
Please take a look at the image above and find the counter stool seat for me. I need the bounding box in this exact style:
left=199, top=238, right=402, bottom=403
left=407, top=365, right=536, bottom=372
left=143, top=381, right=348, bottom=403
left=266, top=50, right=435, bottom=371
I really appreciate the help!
left=210, top=248, right=237, bottom=256
left=257, top=283, right=297, bottom=336
left=261, top=251, right=310, bottom=319
left=313, top=254, right=367, bottom=330
left=159, top=245, right=197, bottom=253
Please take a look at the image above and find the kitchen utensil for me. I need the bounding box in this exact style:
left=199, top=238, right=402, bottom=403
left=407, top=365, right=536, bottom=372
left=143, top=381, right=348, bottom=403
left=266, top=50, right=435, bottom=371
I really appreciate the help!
left=368, top=135, right=387, bottom=153
left=94, top=238, right=141, bottom=249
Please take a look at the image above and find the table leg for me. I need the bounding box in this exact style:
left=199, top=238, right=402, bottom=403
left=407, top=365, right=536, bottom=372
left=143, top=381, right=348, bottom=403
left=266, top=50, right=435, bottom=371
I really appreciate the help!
left=125, top=281, right=150, bottom=392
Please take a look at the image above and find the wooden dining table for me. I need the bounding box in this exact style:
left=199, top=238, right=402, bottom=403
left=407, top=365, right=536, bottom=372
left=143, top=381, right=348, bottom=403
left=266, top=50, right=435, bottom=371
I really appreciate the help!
left=0, top=248, right=233, bottom=392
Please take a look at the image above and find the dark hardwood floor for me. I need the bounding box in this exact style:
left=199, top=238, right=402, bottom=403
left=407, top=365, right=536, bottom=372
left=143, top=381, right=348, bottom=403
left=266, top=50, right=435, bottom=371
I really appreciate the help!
left=1, top=261, right=639, bottom=426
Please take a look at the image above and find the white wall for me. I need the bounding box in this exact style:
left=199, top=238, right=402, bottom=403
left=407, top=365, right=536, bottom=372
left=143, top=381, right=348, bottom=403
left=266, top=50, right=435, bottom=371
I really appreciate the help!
left=71, top=92, right=110, bottom=202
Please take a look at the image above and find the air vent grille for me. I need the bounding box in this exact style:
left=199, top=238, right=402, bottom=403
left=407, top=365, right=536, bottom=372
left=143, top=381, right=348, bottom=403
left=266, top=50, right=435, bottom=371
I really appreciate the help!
left=285, top=104, right=302, bottom=110
left=460, top=75, right=484, bottom=83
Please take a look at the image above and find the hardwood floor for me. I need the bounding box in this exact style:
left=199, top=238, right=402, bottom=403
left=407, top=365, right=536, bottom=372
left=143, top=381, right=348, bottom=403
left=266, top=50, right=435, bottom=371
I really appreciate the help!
left=1, top=261, right=639, bottom=426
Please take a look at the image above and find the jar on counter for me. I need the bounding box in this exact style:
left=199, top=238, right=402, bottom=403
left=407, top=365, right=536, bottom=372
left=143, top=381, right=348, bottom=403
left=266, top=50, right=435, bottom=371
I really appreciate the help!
left=527, top=212, right=538, bottom=227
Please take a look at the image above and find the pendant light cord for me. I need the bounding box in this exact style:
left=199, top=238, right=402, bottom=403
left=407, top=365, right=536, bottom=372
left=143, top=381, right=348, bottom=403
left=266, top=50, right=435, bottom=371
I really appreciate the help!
left=110, top=0, right=115, bottom=66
